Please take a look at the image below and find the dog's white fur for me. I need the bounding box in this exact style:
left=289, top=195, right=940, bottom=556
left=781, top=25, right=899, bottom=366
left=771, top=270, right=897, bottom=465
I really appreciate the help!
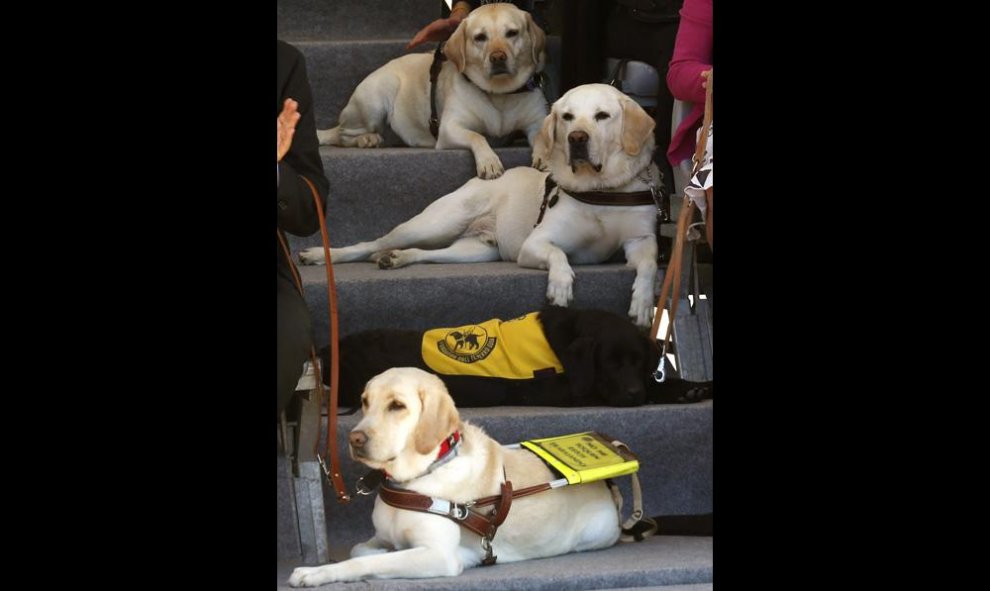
left=288, top=368, right=620, bottom=586
left=301, top=84, right=660, bottom=327
left=316, top=3, right=548, bottom=179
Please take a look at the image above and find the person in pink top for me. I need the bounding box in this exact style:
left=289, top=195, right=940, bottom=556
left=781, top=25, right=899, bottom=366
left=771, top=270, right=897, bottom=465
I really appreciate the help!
left=666, top=0, right=712, bottom=169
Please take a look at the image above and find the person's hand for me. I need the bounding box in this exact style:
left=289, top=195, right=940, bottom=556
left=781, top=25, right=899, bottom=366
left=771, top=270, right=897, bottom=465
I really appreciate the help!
left=701, top=69, right=713, bottom=89
left=406, top=14, right=465, bottom=50
left=277, top=98, right=301, bottom=162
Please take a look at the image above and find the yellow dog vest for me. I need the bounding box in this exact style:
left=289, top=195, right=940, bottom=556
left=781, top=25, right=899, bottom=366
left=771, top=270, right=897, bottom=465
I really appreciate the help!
left=421, top=313, right=563, bottom=379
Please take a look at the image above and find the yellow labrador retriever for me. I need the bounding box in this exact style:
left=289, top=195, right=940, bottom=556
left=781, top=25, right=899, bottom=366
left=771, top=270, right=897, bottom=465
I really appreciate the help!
left=316, top=3, right=548, bottom=179
left=301, top=84, right=661, bottom=327
left=287, top=367, right=621, bottom=586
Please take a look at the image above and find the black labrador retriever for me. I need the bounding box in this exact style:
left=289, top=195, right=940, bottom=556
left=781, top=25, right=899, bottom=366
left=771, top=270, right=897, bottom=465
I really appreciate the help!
left=319, top=307, right=711, bottom=409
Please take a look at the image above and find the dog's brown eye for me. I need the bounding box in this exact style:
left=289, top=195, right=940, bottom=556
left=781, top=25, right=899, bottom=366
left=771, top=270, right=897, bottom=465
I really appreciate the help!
left=561, top=113, right=574, bottom=121
left=388, top=401, right=406, bottom=411
left=474, top=33, right=487, bottom=42
left=595, top=112, right=610, bottom=121
left=361, top=397, right=368, bottom=408
left=506, top=29, right=518, bottom=38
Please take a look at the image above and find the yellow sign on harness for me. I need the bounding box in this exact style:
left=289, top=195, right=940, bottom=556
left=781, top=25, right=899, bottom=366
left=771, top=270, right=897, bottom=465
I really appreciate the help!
left=520, top=432, right=640, bottom=485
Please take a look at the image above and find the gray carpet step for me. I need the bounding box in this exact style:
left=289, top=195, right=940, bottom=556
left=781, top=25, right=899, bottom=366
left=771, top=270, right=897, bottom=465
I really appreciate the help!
left=287, top=146, right=535, bottom=250
left=315, top=402, right=713, bottom=553
left=608, top=587, right=713, bottom=591
left=276, top=535, right=712, bottom=590
left=278, top=0, right=438, bottom=42
left=299, top=262, right=642, bottom=344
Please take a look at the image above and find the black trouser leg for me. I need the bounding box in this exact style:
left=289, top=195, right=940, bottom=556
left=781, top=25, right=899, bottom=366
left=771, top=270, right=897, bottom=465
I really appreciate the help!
left=559, top=0, right=608, bottom=91
left=277, top=274, right=314, bottom=418
left=602, top=3, right=681, bottom=202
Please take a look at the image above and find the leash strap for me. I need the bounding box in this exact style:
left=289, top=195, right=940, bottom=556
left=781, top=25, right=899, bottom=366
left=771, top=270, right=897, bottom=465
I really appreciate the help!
left=378, top=478, right=517, bottom=565
left=649, top=71, right=713, bottom=381
left=606, top=438, right=656, bottom=542
left=429, top=43, right=445, bottom=138
left=279, top=175, right=350, bottom=503
left=534, top=175, right=558, bottom=227
left=299, top=175, right=350, bottom=504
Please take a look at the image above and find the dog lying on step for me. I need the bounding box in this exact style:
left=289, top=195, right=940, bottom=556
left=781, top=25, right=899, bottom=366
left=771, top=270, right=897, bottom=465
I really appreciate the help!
left=301, top=83, right=664, bottom=328
left=320, top=306, right=711, bottom=409
left=316, top=3, right=548, bottom=179
left=287, top=367, right=625, bottom=586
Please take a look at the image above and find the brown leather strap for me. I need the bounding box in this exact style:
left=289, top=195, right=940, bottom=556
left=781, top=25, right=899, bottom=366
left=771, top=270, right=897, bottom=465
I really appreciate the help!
left=377, top=485, right=437, bottom=512
left=379, top=479, right=526, bottom=540
left=565, top=189, right=656, bottom=206
left=460, top=481, right=512, bottom=541
left=650, top=199, right=693, bottom=344
left=490, top=480, right=512, bottom=529
left=473, top=482, right=552, bottom=506
left=299, top=174, right=349, bottom=504
left=378, top=485, right=491, bottom=538
left=650, top=71, right=712, bottom=346
left=276, top=228, right=341, bottom=495
left=694, top=71, right=713, bottom=168
left=698, top=72, right=713, bottom=250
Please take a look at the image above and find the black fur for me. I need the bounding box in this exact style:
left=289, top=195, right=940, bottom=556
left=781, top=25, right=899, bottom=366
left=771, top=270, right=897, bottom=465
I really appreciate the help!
left=320, top=307, right=711, bottom=410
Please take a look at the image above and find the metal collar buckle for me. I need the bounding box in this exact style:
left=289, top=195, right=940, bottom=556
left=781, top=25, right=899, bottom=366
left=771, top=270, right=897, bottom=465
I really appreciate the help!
left=450, top=503, right=470, bottom=520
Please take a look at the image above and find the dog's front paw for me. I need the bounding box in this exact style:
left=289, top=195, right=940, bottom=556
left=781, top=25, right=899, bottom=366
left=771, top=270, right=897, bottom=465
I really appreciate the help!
left=298, top=247, right=327, bottom=266
left=288, top=565, right=336, bottom=587
left=680, top=382, right=713, bottom=402
left=476, top=154, right=505, bottom=180
left=531, top=155, right=549, bottom=172
left=628, top=296, right=654, bottom=329
left=546, top=274, right=573, bottom=307
left=355, top=133, right=384, bottom=148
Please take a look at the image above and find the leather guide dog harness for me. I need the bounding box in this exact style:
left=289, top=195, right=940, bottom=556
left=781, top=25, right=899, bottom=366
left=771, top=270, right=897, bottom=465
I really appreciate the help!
left=535, top=171, right=667, bottom=227
left=355, top=431, right=653, bottom=566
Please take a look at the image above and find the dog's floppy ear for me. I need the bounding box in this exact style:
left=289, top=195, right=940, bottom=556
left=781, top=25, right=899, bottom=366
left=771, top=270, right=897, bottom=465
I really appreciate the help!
left=620, top=96, right=656, bottom=156
left=531, top=110, right=557, bottom=169
left=525, top=11, right=546, bottom=70
left=444, top=18, right=469, bottom=73
left=414, top=375, right=461, bottom=454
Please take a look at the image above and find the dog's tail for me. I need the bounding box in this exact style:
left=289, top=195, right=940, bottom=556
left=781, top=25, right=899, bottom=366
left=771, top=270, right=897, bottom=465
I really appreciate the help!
left=317, top=126, right=342, bottom=145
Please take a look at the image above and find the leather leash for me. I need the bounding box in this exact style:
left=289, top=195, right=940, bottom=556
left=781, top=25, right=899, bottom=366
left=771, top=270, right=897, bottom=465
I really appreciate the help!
left=649, top=71, right=712, bottom=381
left=277, top=174, right=349, bottom=503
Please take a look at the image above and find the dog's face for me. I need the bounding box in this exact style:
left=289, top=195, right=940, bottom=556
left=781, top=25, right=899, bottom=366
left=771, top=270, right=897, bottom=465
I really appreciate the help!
left=566, top=323, right=651, bottom=407
left=589, top=331, right=652, bottom=407
left=349, top=368, right=460, bottom=480
left=444, top=3, right=546, bottom=94
left=539, top=307, right=653, bottom=407
left=532, top=84, right=656, bottom=192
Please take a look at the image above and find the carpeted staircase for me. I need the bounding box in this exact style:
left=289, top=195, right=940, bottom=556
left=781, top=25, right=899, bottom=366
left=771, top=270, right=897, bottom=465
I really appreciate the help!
left=277, top=1, right=712, bottom=588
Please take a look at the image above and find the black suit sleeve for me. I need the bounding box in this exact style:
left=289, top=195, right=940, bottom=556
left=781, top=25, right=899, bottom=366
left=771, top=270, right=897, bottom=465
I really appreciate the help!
left=277, top=41, right=329, bottom=238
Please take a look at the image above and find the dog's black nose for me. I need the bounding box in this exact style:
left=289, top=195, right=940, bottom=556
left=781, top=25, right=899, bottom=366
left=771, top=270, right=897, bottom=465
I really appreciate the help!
left=349, top=430, right=368, bottom=448
left=490, top=51, right=507, bottom=64
left=568, top=131, right=589, bottom=144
